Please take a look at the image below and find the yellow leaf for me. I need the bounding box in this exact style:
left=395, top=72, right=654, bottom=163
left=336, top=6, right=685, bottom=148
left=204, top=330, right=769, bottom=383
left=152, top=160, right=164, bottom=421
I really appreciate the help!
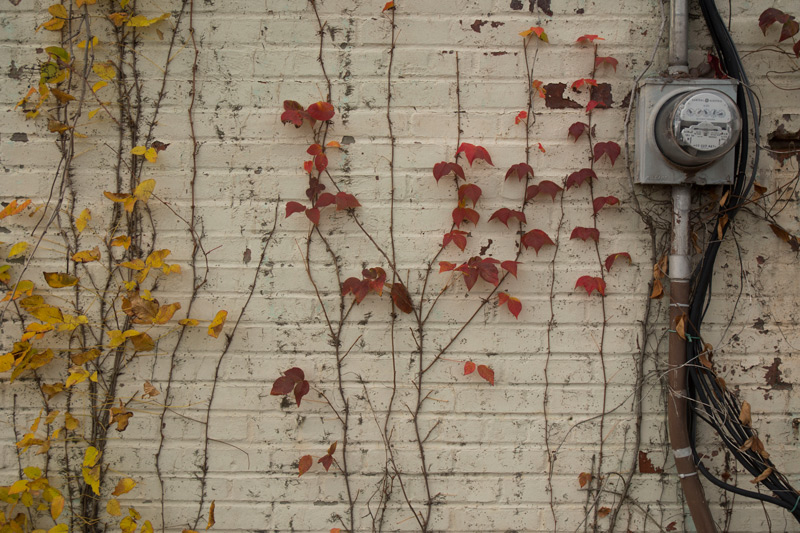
left=153, top=302, right=181, bottom=324
left=76, top=208, right=91, bottom=232
left=57, top=313, right=88, bottom=331
left=129, top=332, right=154, bottom=352
left=107, top=329, right=141, bottom=349
left=141, top=521, right=154, bottom=533
left=90, top=371, right=97, bottom=382
left=0, top=199, right=31, bottom=219
left=71, top=348, right=99, bottom=366
left=206, top=501, right=215, bottom=529
left=92, top=61, right=116, bottom=81
left=48, top=525, right=68, bottom=533
left=110, top=235, right=131, bottom=249
left=51, top=88, right=75, bottom=102
left=119, top=259, right=145, bottom=270
left=120, top=516, right=137, bottom=533
left=24, top=466, right=42, bottom=479
left=0, top=352, right=14, bottom=373
left=41, top=5, right=68, bottom=32
left=83, top=446, right=101, bottom=467
left=106, top=498, right=121, bottom=516
left=64, top=412, right=79, bottom=430
left=78, top=36, right=99, bottom=49
left=88, top=108, right=101, bottom=119
left=108, top=12, right=129, bottom=26
left=112, top=477, right=136, bottom=497
left=9, top=479, right=29, bottom=495
left=50, top=495, right=64, bottom=520
left=66, top=366, right=90, bottom=388
left=179, top=318, right=199, bottom=327
left=29, top=348, right=54, bottom=370
left=91, top=81, right=107, bottom=93
left=82, top=466, right=100, bottom=495
left=146, top=249, right=170, bottom=268
left=29, top=304, right=63, bottom=324
left=76, top=0, right=97, bottom=6
left=48, top=119, right=71, bottom=133
left=44, top=272, right=79, bottom=288
left=134, top=179, right=156, bottom=202
left=126, top=15, right=152, bottom=27
left=22, top=322, right=53, bottom=342
left=72, top=247, right=101, bottom=263
left=8, top=241, right=29, bottom=259
left=208, top=310, right=227, bottom=338
left=42, top=383, right=64, bottom=400
left=131, top=146, right=147, bottom=155
left=144, top=147, right=158, bottom=163
left=3, top=279, right=34, bottom=301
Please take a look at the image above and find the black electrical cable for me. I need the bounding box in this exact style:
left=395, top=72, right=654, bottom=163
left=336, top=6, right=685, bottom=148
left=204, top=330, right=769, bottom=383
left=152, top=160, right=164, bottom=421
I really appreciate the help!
left=683, top=0, right=800, bottom=522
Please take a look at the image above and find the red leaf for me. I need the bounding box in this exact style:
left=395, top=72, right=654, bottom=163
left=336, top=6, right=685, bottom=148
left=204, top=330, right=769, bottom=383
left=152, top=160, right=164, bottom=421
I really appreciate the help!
left=505, top=163, right=534, bottom=181
left=565, top=168, right=596, bottom=189
left=498, top=292, right=521, bottom=319
left=570, top=227, right=600, bottom=242
left=578, top=472, right=592, bottom=488
left=571, top=78, right=598, bottom=90
left=439, top=261, right=457, bottom=273
left=576, top=34, right=604, bottom=43
left=458, top=184, right=482, bottom=206
left=382, top=0, right=395, bottom=11
left=343, top=277, right=370, bottom=303
left=306, top=101, right=335, bottom=121
left=281, top=100, right=306, bottom=127
left=501, top=260, right=519, bottom=277
left=593, top=142, right=621, bottom=165
left=305, top=207, right=320, bottom=225
left=452, top=207, right=480, bottom=228
left=298, top=455, right=313, bottom=476
left=575, top=275, right=606, bottom=296
left=592, top=195, right=619, bottom=214
left=315, top=192, right=335, bottom=208
left=294, top=379, right=310, bottom=406
left=665, top=522, right=677, bottom=532
left=306, top=180, right=325, bottom=199
left=521, top=229, right=554, bottom=254
left=537, top=142, right=546, bottom=153
left=477, top=364, right=494, bottom=385
left=335, top=192, right=360, bottom=210
left=520, top=26, right=548, bottom=42
left=568, top=122, right=589, bottom=141
left=595, top=56, right=618, bottom=72
left=391, top=282, right=413, bottom=314
left=531, top=80, right=546, bottom=98
left=318, top=454, right=333, bottom=471
left=433, top=161, right=465, bottom=182
left=315, top=153, right=328, bottom=173
left=303, top=160, right=314, bottom=173
left=456, top=142, right=494, bottom=166
left=464, top=361, right=476, bottom=375
left=526, top=180, right=562, bottom=202
left=443, top=230, right=469, bottom=251
left=586, top=100, right=600, bottom=113
left=285, top=201, right=306, bottom=218
left=759, top=8, right=788, bottom=34
left=475, top=257, right=499, bottom=286
left=270, top=375, right=295, bottom=395
left=515, top=110, right=528, bottom=124
left=780, top=18, right=799, bottom=42
left=459, top=263, right=480, bottom=291
left=284, top=367, right=305, bottom=382
left=794, top=40, right=800, bottom=58
left=707, top=53, right=728, bottom=79
left=604, top=252, right=631, bottom=271
left=489, top=208, right=526, bottom=227
left=307, top=144, right=323, bottom=156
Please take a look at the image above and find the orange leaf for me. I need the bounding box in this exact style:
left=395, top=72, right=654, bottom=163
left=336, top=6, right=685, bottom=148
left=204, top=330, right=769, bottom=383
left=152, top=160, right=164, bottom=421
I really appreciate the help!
left=208, top=310, right=227, bottom=338
left=382, top=1, right=395, bottom=11
left=464, top=361, right=476, bottom=375
left=298, top=455, right=313, bottom=476
left=477, top=364, right=494, bottom=385
left=578, top=472, right=592, bottom=488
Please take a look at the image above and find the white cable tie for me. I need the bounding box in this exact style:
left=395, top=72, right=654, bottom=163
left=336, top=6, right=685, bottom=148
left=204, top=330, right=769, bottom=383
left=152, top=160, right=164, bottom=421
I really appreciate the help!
left=669, top=302, right=690, bottom=307
left=673, top=447, right=693, bottom=459
left=678, top=472, right=698, bottom=479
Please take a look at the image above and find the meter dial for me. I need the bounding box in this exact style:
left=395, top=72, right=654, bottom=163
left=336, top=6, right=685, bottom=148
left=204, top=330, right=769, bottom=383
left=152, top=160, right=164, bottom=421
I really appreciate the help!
left=654, top=89, right=742, bottom=167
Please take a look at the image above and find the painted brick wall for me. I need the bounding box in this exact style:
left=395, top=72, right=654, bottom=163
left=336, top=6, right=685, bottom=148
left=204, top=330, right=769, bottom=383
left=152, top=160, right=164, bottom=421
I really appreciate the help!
left=0, top=0, right=798, bottom=532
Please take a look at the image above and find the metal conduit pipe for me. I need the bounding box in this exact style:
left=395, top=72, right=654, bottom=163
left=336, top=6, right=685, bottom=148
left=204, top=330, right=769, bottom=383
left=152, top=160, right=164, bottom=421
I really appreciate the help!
left=665, top=0, right=716, bottom=530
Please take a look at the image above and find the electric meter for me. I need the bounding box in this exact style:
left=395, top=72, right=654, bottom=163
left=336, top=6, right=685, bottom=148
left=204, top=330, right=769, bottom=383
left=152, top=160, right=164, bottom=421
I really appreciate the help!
left=654, top=89, right=742, bottom=167
left=635, top=78, right=741, bottom=185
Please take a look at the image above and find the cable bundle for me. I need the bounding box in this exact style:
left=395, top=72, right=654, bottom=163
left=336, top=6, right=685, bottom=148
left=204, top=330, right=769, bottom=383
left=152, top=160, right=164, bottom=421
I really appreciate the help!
left=687, top=0, right=800, bottom=521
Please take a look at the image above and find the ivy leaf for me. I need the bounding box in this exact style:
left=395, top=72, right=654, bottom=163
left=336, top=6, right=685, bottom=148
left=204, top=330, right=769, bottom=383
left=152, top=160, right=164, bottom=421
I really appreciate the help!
left=505, top=163, right=534, bottom=181
left=586, top=100, right=600, bottom=113
left=92, top=61, right=117, bottom=81
left=390, top=282, right=413, bottom=314
left=519, top=26, right=548, bottom=42
left=489, top=208, right=526, bottom=227
left=208, top=310, right=227, bottom=338
left=281, top=100, right=306, bottom=127
left=571, top=78, right=597, bottom=91
left=334, top=192, right=360, bottom=210
left=595, top=56, right=618, bottom=71
left=458, top=184, right=482, bottom=206
left=76, top=208, right=91, bottom=233
left=305, top=207, right=321, bottom=225
left=270, top=376, right=295, bottom=396
left=433, top=161, right=465, bottom=182
left=456, top=142, right=493, bottom=166
left=593, top=141, right=621, bottom=165
left=579, top=472, right=592, bottom=488
left=604, top=252, right=631, bottom=271
left=0, top=199, right=31, bottom=219
left=306, top=101, right=335, bottom=121
left=452, top=207, right=479, bottom=228
left=40, top=4, right=68, bottom=31
left=8, top=241, right=29, bottom=259
left=298, top=455, right=313, bottom=476
left=112, top=478, right=136, bottom=497
left=443, top=230, right=469, bottom=251
left=477, top=364, right=494, bottom=385
left=314, top=153, right=328, bottom=173
left=514, top=110, right=528, bottom=124
left=206, top=501, right=215, bottom=530
left=497, top=292, right=522, bottom=318
left=531, top=80, right=546, bottom=98
left=565, top=168, right=597, bottom=189
left=382, top=1, right=395, bottom=11
left=592, top=196, right=619, bottom=214
left=318, top=454, right=333, bottom=471
left=72, top=246, right=101, bottom=263
left=44, top=272, right=79, bottom=288
left=568, top=122, right=589, bottom=142
left=598, top=507, right=611, bottom=518
left=575, top=275, right=606, bottom=296
left=521, top=229, right=554, bottom=254
left=537, top=142, right=546, bottom=153
left=576, top=34, right=604, bottom=43
left=439, top=261, right=457, bottom=273
left=293, top=379, right=310, bottom=407
left=501, top=260, right=519, bottom=278
left=525, top=180, right=562, bottom=202
left=464, top=361, right=476, bottom=375
left=570, top=227, right=600, bottom=242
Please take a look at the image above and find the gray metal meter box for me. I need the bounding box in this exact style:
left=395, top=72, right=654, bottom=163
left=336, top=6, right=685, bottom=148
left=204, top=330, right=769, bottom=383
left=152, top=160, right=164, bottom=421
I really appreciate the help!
left=635, top=78, right=740, bottom=185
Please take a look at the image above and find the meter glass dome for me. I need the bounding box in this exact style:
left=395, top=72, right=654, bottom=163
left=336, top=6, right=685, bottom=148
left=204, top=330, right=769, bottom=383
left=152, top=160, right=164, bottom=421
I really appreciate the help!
left=654, top=88, right=742, bottom=168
